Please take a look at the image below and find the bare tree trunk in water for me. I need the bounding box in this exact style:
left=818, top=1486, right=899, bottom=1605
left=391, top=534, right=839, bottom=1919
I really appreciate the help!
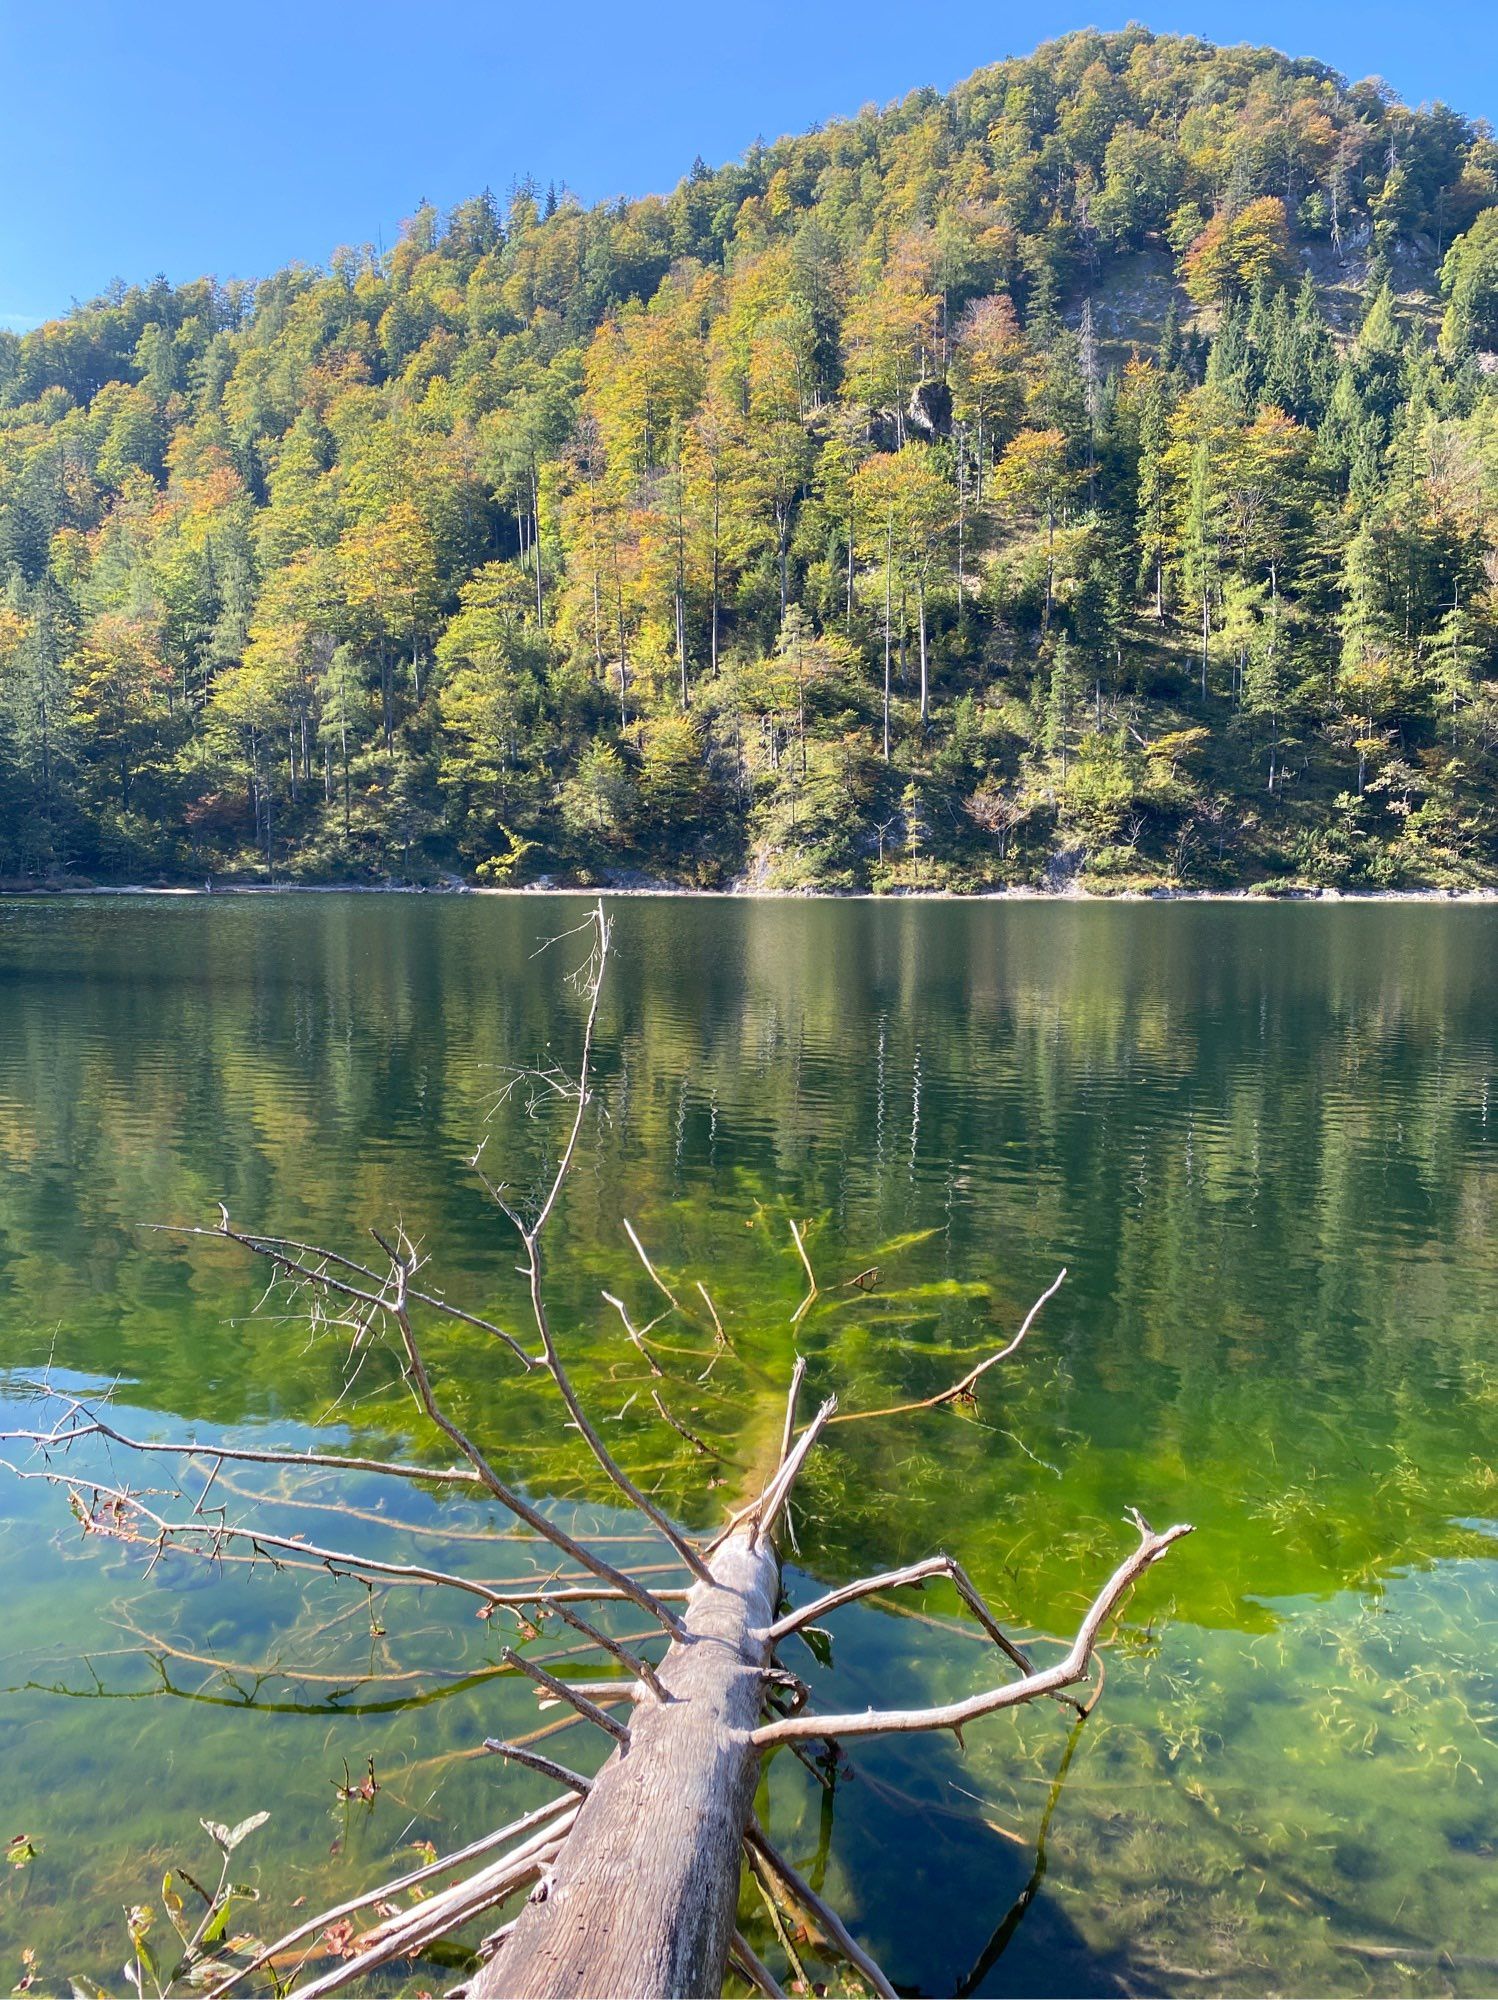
left=0, top=905, right=1191, bottom=2000
left=475, top=1529, right=778, bottom=1999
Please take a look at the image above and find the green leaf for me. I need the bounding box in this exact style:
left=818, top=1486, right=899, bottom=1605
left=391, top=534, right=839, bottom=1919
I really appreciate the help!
left=161, top=1872, right=188, bottom=1944
left=798, top=1625, right=834, bottom=1668
left=128, top=1923, right=160, bottom=1990
left=199, top=1903, right=231, bottom=1950
left=201, top=1884, right=259, bottom=1950
left=224, top=1812, right=269, bottom=1852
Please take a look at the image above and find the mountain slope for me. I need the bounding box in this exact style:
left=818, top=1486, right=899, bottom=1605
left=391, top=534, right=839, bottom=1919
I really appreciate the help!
left=3, top=26, right=1498, bottom=891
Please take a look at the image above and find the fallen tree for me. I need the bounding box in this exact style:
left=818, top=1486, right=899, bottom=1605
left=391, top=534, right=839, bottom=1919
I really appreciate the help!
left=2, top=902, right=1190, bottom=1999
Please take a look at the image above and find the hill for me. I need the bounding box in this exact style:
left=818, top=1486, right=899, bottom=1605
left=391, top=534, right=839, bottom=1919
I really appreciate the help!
left=4, top=26, right=1498, bottom=892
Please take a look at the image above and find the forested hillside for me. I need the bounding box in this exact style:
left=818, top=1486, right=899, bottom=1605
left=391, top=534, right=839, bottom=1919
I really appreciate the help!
left=6, top=26, right=1498, bottom=891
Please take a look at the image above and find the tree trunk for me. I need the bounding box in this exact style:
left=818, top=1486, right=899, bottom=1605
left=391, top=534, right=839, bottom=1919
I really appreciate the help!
left=711, top=483, right=721, bottom=677
left=532, top=466, right=545, bottom=634
left=882, top=517, right=893, bottom=763
left=918, top=580, right=929, bottom=725
left=473, top=1528, right=778, bottom=2000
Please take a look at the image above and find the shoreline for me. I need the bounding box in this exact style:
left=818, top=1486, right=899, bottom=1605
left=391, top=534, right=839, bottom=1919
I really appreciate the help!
left=3, top=879, right=1498, bottom=905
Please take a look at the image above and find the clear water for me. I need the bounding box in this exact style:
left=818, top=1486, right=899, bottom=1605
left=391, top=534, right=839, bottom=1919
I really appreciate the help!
left=0, top=894, right=1495, bottom=1995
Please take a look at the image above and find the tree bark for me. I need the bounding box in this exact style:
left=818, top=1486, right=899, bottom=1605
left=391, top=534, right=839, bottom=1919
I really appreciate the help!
left=473, top=1527, right=779, bottom=2000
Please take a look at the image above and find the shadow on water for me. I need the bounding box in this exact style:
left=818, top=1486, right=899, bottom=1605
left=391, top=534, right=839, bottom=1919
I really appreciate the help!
left=755, top=1699, right=1154, bottom=1999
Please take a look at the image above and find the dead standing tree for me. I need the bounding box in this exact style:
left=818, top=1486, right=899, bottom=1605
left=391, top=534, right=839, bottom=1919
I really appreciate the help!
left=3, top=902, right=1191, bottom=2000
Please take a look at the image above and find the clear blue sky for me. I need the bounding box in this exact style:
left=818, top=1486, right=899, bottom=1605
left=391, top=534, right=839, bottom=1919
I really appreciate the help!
left=1, top=0, right=1494, bottom=329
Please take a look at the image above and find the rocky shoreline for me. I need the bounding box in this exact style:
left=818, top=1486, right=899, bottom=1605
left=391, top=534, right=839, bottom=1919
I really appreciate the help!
left=3, top=878, right=1497, bottom=904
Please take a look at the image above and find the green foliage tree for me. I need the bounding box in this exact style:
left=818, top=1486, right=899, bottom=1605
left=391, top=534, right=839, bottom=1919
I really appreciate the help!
left=0, top=30, right=1496, bottom=892
left=1440, top=207, right=1498, bottom=357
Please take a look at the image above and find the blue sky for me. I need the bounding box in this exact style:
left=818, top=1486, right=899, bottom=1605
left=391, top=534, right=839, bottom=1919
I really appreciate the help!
left=1, top=0, right=1495, bottom=329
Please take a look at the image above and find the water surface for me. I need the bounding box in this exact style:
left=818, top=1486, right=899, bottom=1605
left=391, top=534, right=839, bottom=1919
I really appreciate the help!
left=0, top=895, right=1495, bottom=1995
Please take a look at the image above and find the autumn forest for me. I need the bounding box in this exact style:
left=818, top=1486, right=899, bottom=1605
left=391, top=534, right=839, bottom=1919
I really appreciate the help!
left=5, top=26, right=1498, bottom=891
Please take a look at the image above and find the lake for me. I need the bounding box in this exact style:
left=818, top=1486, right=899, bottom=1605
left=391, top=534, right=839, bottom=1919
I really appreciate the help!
left=0, top=893, right=1495, bottom=1995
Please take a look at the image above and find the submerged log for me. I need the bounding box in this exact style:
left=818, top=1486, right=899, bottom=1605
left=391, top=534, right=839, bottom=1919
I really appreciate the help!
left=474, top=1527, right=779, bottom=2000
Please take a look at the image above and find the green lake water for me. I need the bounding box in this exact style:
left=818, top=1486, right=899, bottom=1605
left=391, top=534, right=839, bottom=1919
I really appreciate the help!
left=0, top=894, right=1495, bottom=1996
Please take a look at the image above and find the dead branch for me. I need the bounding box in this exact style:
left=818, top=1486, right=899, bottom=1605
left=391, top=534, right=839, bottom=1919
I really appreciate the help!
left=206, top=1794, right=578, bottom=1998
left=745, top=1818, right=898, bottom=1999
left=484, top=906, right=713, bottom=1588
left=288, top=1809, right=578, bottom=2000
left=623, top=1216, right=681, bottom=1310
left=788, top=1219, right=818, bottom=1325
left=778, top=1355, right=807, bottom=1467
left=702, top=1390, right=836, bottom=1559
left=500, top=1647, right=631, bottom=1742
left=754, top=1516, right=1191, bottom=1746
left=729, top=1931, right=786, bottom=1999
left=379, top=1254, right=690, bottom=1633
left=516, top=1218, right=712, bottom=1590
left=768, top=1554, right=1037, bottom=1681
left=538, top=1679, right=639, bottom=1710
left=143, top=1215, right=691, bottom=1635
left=534, top=1595, right=671, bottom=1701
left=149, top=1219, right=535, bottom=1370
left=2, top=1463, right=541, bottom=1613
left=751, top=1396, right=836, bottom=1546
left=481, top=1741, right=593, bottom=1794
left=147, top=959, right=701, bottom=1626
left=149, top=1225, right=536, bottom=1370
left=649, top=1389, right=717, bottom=1458
left=6, top=1397, right=483, bottom=1489
left=104, top=1530, right=686, bottom=1609
left=200, top=1465, right=675, bottom=1556
left=771, top=1354, right=809, bottom=1554
left=826, top=1267, right=1067, bottom=1427
left=601, top=1290, right=665, bottom=1373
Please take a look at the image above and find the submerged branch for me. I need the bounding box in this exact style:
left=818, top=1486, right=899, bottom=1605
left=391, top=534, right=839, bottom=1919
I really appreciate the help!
left=826, top=1268, right=1066, bottom=1427
left=729, top=1931, right=787, bottom=1999
left=623, top=1217, right=681, bottom=1311
left=788, top=1219, right=818, bottom=1326
left=745, top=1818, right=898, bottom=1999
